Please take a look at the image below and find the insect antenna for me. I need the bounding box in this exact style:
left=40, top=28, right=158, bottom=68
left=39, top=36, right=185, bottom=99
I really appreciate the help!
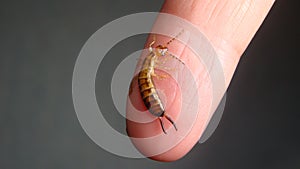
left=166, top=29, right=184, bottom=46
left=168, top=53, right=185, bottom=65
left=164, top=29, right=185, bottom=65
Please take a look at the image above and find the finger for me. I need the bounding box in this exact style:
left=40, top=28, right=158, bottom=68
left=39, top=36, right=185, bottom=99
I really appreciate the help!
left=126, top=0, right=275, bottom=162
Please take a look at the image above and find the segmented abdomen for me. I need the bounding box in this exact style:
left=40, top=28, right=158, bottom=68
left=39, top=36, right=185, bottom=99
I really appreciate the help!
left=138, top=55, right=164, bottom=117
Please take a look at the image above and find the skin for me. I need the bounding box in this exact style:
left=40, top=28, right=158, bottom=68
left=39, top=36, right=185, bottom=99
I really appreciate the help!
left=126, top=0, right=275, bottom=162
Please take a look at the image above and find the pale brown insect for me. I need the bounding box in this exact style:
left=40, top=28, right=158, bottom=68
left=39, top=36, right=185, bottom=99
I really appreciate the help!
left=138, top=32, right=184, bottom=134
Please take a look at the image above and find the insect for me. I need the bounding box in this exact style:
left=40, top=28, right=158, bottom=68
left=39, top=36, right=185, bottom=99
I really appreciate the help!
left=138, top=31, right=184, bottom=134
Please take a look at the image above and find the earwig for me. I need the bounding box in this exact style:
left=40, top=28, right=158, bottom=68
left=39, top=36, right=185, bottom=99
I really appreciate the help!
left=138, top=31, right=184, bottom=134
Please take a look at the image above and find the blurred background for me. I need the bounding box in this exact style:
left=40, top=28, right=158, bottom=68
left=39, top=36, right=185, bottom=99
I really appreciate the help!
left=0, top=0, right=299, bottom=168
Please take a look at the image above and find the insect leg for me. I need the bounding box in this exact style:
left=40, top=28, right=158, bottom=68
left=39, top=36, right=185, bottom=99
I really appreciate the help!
left=154, top=53, right=184, bottom=72
left=151, top=71, right=167, bottom=80
left=154, top=64, right=175, bottom=72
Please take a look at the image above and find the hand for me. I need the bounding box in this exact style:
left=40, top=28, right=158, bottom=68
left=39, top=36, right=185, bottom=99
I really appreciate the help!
left=126, top=0, right=275, bottom=162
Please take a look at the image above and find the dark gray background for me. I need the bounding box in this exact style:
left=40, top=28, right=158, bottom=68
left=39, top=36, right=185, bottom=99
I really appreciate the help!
left=0, top=0, right=299, bottom=168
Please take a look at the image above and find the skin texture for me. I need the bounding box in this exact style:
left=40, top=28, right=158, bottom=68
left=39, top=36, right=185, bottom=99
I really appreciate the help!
left=126, top=0, right=275, bottom=162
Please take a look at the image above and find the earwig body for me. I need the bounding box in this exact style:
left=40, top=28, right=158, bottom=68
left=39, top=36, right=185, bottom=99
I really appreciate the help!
left=138, top=41, right=179, bottom=134
left=138, top=52, right=164, bottom=117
